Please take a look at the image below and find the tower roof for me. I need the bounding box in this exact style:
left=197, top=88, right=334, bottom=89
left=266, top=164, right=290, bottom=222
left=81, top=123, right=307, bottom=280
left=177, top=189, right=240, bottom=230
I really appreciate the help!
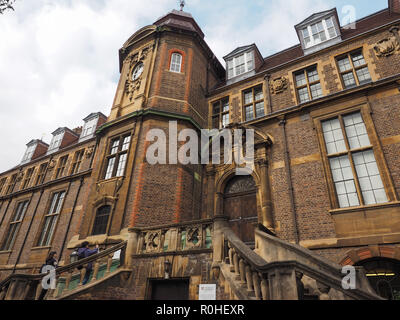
left=154, top=9, right=205, bottom=39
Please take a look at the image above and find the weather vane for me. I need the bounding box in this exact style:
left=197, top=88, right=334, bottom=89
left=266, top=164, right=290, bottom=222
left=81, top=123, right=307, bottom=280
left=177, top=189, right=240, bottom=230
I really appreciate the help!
left=179, top=0, right=185, bottom=11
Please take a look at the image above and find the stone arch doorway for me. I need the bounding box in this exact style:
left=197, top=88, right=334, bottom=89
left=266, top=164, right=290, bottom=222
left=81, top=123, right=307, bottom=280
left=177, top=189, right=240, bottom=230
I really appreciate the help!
left=223, top=175, right=258, bottom=246
left=355, top=258, right=400, bottom=300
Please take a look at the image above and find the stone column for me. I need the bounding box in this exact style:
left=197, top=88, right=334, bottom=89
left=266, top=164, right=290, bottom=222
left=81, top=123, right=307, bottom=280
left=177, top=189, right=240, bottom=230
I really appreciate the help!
left=257, top=158, right=274, bottom=230
left=206, top=166, right=216, bottom=218
left=126, top=228, right=140, bottom=268
left=212, top=216, right=229, bottom=264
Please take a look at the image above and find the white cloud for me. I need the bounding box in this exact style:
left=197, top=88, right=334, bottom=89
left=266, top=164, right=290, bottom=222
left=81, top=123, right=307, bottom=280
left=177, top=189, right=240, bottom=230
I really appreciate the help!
left=0, top=0, right=336, bottom=172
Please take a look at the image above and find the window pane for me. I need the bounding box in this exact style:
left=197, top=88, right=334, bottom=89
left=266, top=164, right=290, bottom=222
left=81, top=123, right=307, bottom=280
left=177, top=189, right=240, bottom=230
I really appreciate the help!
left=310, top=83, right=323, bottom=99
left=353, top=150, right=388, bottom=205
left=342, top=72, right=356, bottom=88
left=244, top=91, right=253, bottom=104
left=116, top=154, right=127, bottom=177
left=92, top=206, right=111, bottom=235
left=255, top=102, right=265, bottom=118
left=254, top=87, right=263, bottom=101
left=222, top=113, right=230, bottom=128
left=110, top=140, right=119, bottom=155
left=245, top=106, right=254, bottom=121
left=338, top=57, right=352, bottom=72
left=105, top=157, right=115, bottom=180
left=356, top=67, right=371, bottom=84
left=307, top=68, right=319, bottom=83
left=322, top=118, right=346, bottom=154
left=351, top=52, right=366, bottom=67
left=222, top=99, right=229, bottom=112
left=170, top=53, right=182, bottom=73
left=343, top=113, right=371, bottom=149
left=330, top=155, right=360, bottom=208
left=295, top=72, right=307, bottom=87
left=298, top=87, right=310, bottom=103
left=121, top=136, right=131, bottom=151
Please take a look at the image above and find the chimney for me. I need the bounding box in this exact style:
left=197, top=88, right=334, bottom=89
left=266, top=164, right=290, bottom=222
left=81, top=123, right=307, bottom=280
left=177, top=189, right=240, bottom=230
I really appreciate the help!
left=389, top=0, right=400, bottom=14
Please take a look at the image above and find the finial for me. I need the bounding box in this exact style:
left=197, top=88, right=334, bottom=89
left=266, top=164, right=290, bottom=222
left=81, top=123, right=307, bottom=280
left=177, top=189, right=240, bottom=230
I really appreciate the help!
left=179, top=0, right=185, bottom=11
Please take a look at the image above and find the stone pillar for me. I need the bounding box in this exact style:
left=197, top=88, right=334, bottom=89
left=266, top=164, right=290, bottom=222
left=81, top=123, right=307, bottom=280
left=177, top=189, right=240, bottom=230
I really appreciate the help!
left=206, top=166, right=216, bottom=218
left=126, top=228, right=140, bottom=268
left=212, top=216, right=229, bottom=263
left=257, top=158, right=274, bottom=230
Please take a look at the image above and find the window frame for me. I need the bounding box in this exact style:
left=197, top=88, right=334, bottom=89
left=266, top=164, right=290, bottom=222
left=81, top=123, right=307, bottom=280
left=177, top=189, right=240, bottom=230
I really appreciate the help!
left=55, top=155, right=69, bottom=179
left=294, top=65, right=323, bottom=104
left=170, top=52, right=183, bottom=73
left=22, top=167, right=35, bottom=190
left=335, top=49, right=372, bottom=89
left=103, top=133, right=132, bottom=181
left=302, top=16, right=338, bottom=49
left=242, top=85, right=265, bottom=122
left=1, top=200, right=29, bottom=251
left=91, top=205, right=112, bottom=236
left=211, top=97, right=230, bottom=129
left=315, top=107, right=397, bottom=210
left=35, top=163, right=48, bottom=186
left=227, top=51, right=254, bottom=80
left=0, top=177, right=7, bottom=196
left=70, top=149, right=85, bottom=175
left=36, top=191, right=66, bottom=247
left=5, top=174, right=17, bottom=195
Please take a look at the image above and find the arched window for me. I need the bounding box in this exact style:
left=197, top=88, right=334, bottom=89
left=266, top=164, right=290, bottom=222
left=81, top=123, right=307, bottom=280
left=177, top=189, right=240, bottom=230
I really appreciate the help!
left=92, top=205, right=111, bottom=235
left=170, top=53, right=182, bottom=73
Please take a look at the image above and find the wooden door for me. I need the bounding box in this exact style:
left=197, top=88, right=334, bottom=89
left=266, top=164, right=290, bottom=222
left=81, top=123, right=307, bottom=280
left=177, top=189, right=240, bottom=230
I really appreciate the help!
left=223, top=176, right=258, bottom=245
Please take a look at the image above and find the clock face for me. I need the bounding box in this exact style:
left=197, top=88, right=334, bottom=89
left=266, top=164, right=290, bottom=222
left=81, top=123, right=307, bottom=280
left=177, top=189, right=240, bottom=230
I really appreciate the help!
left=132, top=62, right=144, bottom=81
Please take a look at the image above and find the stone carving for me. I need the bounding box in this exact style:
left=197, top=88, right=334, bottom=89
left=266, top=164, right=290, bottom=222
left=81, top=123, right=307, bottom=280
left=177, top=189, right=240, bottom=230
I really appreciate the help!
left=16, top=172, right=24, bottom=182
left=185, top=226, right=202, bottom=249
left=85, top=146, right=94, bottom=159
left=125, top=77, right=142, bottom=102
left=225, top=175, right=256, bottom=194
left=270, top=77, right=288, bottom=94
left=48, top=159, right=56, bottom=171
left=374, top=37, right=400, bottom=58
left=143, top=232, right=161, bottom=252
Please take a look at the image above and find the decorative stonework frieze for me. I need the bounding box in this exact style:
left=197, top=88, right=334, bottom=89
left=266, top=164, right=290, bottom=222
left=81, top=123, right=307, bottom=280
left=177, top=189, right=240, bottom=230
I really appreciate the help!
left=374, top=26, right=400, bottom=58
left=374, top=37, right=400, bottom=58
left=270, top=77, right=288, bottom=94
left=85, top=146, right=94, bottom=159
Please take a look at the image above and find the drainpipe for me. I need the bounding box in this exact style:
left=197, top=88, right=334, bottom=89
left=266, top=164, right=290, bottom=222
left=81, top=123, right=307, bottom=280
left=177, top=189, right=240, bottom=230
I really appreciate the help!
left=12, top=189, right=43, bottom=274
left=279, top=117, right=300, bottom=244
left=58, top=176, right=84, bottom=263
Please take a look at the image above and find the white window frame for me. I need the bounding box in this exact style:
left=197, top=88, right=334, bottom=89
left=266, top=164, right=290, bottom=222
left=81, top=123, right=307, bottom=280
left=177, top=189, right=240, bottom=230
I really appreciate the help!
left=48, top=133, right=64, bottom=151
left=226, top=51, right=254, bottom=80
left=81, top=117, right=98, bottom=138
left=302, top=17, right=337, bottom=49
left=22, top=144, right=36, bottom=163
left=170, top=53, right=183, bottom=73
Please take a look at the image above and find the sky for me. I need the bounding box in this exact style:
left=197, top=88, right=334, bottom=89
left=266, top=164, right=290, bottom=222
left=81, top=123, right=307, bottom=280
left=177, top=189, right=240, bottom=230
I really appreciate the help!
left=0, top=0, right=388, bottom=172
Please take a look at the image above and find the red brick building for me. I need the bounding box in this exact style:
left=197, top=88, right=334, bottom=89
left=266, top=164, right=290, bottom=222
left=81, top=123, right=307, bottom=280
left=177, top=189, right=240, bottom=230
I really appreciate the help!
left=1, top=1, right=400, bottom=300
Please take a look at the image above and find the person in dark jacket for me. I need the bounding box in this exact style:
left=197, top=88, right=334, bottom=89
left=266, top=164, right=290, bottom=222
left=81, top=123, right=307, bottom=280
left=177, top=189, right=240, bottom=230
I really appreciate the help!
left=38, top=251, right=58, bottom=300
left=78, top=242, right=99, bottom=285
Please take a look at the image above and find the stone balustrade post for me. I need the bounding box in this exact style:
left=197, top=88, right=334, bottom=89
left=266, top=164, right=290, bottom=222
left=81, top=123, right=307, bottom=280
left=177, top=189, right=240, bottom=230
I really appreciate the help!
left=126, top=228, right=140, bottom=268
left=245, top=265, right=254, bottom=294
left=260, top=274, right=270, bottom=300
left=252, top=272, right=261, bottom=300
left=239, top=259, right=246, bottom=285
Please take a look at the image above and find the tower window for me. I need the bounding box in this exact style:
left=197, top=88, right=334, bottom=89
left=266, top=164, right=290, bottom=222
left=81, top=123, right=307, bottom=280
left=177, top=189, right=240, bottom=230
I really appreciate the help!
left=170, top=53, right=183, bottom=73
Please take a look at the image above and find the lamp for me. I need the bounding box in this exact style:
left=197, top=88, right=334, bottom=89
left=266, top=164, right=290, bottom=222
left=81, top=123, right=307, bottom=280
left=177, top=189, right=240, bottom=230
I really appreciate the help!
left=164, top=259, right=172, bottom=279
left=70, top=250, right=79, bottom=264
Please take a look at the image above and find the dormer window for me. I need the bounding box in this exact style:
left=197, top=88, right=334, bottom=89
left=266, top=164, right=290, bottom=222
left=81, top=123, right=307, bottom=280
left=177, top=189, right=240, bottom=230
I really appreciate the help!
left=79, top=113, right=106, bottom=142
left=81, top=117, right=97, bottom=138
left=21, top=143, right=36, bottom=164
left=227, top=51, right=254, bottom=79
left=296, top=9, right=341, bottom=54
left=302, top=17, right=337, bottom=49
left=48, top=132, right=64, bottom=152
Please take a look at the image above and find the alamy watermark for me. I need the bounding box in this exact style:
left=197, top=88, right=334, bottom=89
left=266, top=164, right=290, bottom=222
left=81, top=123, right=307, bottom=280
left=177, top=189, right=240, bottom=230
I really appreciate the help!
left=145, top=121, right=255, bottom=175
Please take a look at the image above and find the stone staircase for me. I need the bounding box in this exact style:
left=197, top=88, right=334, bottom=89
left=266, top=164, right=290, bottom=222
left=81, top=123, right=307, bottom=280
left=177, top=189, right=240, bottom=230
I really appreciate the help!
left=216, top=226, right=383, bottom=300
